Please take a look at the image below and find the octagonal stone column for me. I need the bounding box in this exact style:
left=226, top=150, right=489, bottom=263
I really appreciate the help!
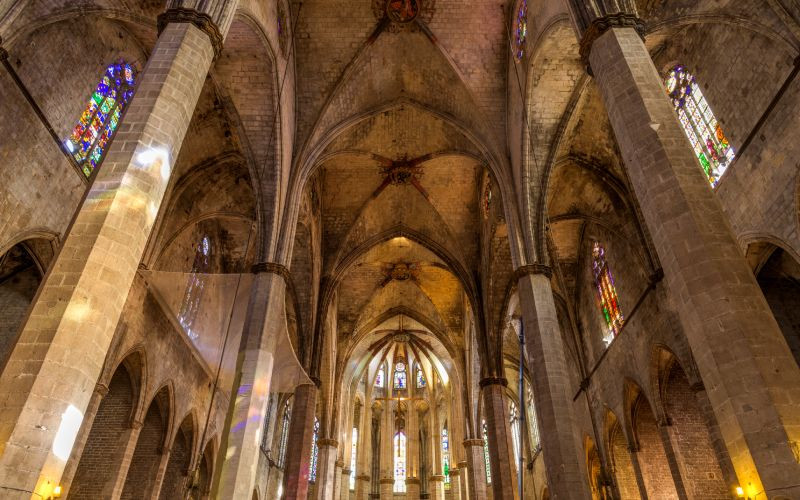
left=0, top=6, right=234, bottom=497
left=578, top=7, right=800, bottom=494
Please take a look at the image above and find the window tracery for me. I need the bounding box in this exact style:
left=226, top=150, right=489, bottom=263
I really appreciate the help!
left=178, top=235, right=211, bottom=341
left=515, top=0, right=528, bottom=61
left=310, top=417, right=320, bottom=482
left=592, top=241, right=623, bottom=346
left=65, top=61, right=135, bottom=177
left=394, top=430, right=407, bottom=492
left=278, top=401, right=291, bottom=468
left=393, top=361, right=407, bottom=389
left=665, top=65, right=734, bottom=187
left=482, top=419, right=492, bottom=484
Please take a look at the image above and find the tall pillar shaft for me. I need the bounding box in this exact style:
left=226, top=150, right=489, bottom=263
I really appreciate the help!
left=429, top=475, right=445, bottom=500
left=481, top=382, right=517, bottom=500
left=314, top=440, right=340, bottom=500
left=0, top=20, right=216, bottom=499
left=214, top=272, right=287, bottom=498
left=356, top=475, right=371, bottom=500
left=517, top=271, right=590, bottom=498
left=463, top=440, right=488, bottom=500
left=282, top=384, right=318, bottom=500
left=457, top=461, right=469, bottom=500
left=586, top=25, right=800, bottom=495
left=380, top=477, right=394, bottom=499
left=341, top=468, right=352, bottom=500
left=449, top=468, right=462, bottom=500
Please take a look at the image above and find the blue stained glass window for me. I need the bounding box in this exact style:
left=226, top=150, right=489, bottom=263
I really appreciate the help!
left=375, top=365, right=385, bottom=387
left=394, top=362, right=407, bottom=389
left=178, top=235, right=211, bottom=341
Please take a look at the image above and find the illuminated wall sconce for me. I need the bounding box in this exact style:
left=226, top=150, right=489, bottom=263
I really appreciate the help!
left=735, top=486, right=744, bottom=498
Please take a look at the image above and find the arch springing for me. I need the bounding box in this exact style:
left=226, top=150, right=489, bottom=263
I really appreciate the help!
left=65, top=61, right=136, bottom=177
left=665, top=65, right=735, bottom=187
left=592, top=241, right=623, bottom=346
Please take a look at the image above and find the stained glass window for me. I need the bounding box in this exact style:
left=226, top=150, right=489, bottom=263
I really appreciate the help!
left=178, top=235, right=211, bottom=340
left=349, top=428, right=358, bottom=490
left=510, top=402, right=521, bottom=472
left=482, top=419, right=492, bottom=484
left=515, top=0, right=528, bottom=61
left=393, top=362, right=407, bottom=389
left=375, top=365, right=385, bottom=387
left=261, top=394, right=275, bottom=451
left=394, top=431, right=407, bottom=493
left=278, top=401, right=291, bottom=468
left=592, top=242, right=623, bottom=346
left=527, top=386, right=541, bottom=453
left=65, top=61, right=136, bottom=177
left=442, top=426, right=451, bottom=488
left=665, top=65, right=735, bottom=187
left=416, top=365, right=426, bottom=388
left=310, top=417, right=320, bottom=483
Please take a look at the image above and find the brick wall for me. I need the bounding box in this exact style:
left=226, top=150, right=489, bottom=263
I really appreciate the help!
left=121, top=397, right=167, bottom=499
left=664, top=363, right=728, bottom=499
left=70, top=367, right=134, bottom=499
left=159, top=423, right=192, bottom=500
left=0, top=253, right=39, bottom=367
left=634, top=397, right=678, bottom=498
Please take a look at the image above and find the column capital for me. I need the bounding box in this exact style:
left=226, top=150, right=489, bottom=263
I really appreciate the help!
left=578, top=12, right=645, bottom=63
left=429, top=474, right=445, bottom=482
left=457, top=461, right=468, bottom=468
left=406, top=477, right=420, bottom=485
left=463, top=438, right=484, bottom=447
left=251, top=261, right=291, bottom=279
left=94, top=382, right=110, bottom=397
left=513, top=263, right=552, bottom=280
left=379, top=478, right=395, bottom=484
left=317, top=438, right=339, bottom=447
left=356, top=474, right=371, bottom=481
left=449, top=468, right=461, bottom=476
left=341, top=468, right=351, bottom=475
left=157, top=8, right=224, bottom=59
left=479, top=377, right=507, bottom=388
left=335, top=460, right=345, bottom=468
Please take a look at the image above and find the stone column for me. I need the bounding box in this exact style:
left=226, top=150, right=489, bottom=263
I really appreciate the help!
left=407, top=476, right=421, bottom=500
left=150, top=449, right=172, bottom=499
left=60, top=383, right=108, bottom=495
left=429, top=475, right=445, bottom=500
left=517, top=269, right=590, bottom=499
left=380, top=477, right=395, bottom=499
left=341, top=467, right=352, bottom=500
left=457, top=461, right=469, bottom=500
left=334, top=460, right=345, bottom=500
left=449, top=468, right=462, bottom=500
left=356, top=474, right=371, bottom=500
left=481, top=380, right=517, bottom=500
left=0, top=9, right=228, bottom=497
left=581, top=15, right=800, bottom=495
left=658, top=422, right=688, bottom=499
left=282, top=383, right=318, bottom=500
left=463, top=440, right=488, bottom=500
left=214, top=270, right=288, bottom=498
left=314, top=439, right=339, bottom=499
